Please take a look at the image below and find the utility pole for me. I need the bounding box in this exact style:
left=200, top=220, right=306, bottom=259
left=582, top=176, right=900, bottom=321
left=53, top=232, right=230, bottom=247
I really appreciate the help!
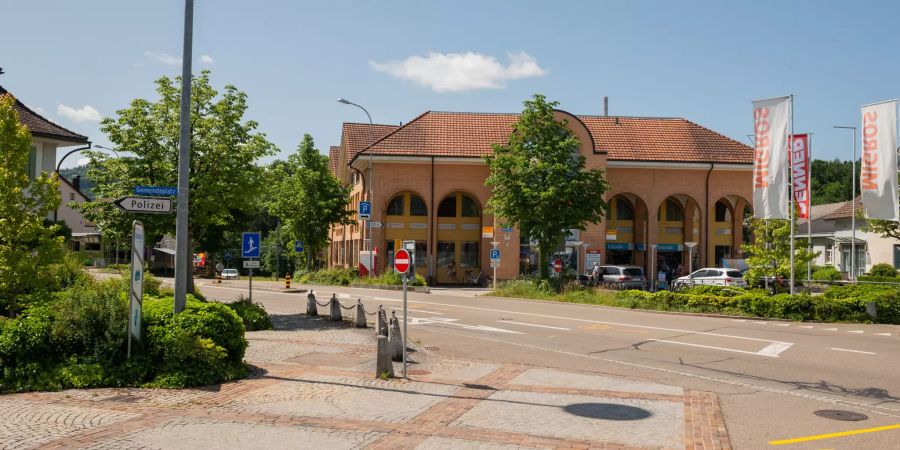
left=173, top=0, right=194, bottom=313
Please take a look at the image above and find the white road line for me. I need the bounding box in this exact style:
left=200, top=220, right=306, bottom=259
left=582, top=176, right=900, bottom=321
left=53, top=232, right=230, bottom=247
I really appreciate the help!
left=754, top=321, right=768, bottom=325
left=831, top=348, right=877, bottom=355
left=823, top=328, right=838, bottom=331
left=497, top=320, right=571, bottom=331
left=731, top=319, right=746, bottom=322
left=797, top=325, right=814, bottom=329
left=757, top=342, right=795, bottom=357
left=876, top=332, right=892, bottom=336
left=847, top=330, right=864, bottom=334
left=774, top=323, right=790, bottom=327
left=403, top=309, right=444, bottom=315
left=646, top=339, right=792, bottom=357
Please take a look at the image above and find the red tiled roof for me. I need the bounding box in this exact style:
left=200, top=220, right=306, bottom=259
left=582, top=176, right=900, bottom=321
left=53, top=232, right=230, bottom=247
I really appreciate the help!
left=340, top=122, right=399, bottom=162
left=354, top=111, right=752, bottom=164
left=820, top=197, right=863, bottom=220
left=0, top=86, right=89, bottom=144
left=328, top=145, right=340, bottom=176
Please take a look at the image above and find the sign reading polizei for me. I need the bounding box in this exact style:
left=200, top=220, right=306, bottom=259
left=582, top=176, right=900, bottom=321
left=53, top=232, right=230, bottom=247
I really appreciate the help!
left=115, top=196, right=172, bottom=214
left=394, top=248, right=411, bottom=274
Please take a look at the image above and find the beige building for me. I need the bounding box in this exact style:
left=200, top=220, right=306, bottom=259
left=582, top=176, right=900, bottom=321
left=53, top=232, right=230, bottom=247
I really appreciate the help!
left=328, top=109, right=754, bottom=284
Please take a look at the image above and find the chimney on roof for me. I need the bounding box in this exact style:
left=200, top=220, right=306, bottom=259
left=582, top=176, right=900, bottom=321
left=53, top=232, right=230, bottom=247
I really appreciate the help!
left=72, top=175, right=81, bottom=194
left=603, top=96, right=608, bottom=116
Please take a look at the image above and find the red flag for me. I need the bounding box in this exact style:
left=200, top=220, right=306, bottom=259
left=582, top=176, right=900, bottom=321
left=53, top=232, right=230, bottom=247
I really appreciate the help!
left=790, top=134, right=810, bottom=220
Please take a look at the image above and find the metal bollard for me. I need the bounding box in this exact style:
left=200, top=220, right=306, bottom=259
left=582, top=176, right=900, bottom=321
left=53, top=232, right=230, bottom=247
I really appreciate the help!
left=355, top=299, right=367, bottom=328
left=285, top=274, right=291, bottom=289
left=389, top=312, right=403, bottom=362
left=376, top=335, right=394, bottom=378
left=377, top=306, right=388, bottom=336
left=307, top=291, right=318, bottom=316
left=216, top=274, right=222, bottom=284
left=329, top=294, right=342, bottom=322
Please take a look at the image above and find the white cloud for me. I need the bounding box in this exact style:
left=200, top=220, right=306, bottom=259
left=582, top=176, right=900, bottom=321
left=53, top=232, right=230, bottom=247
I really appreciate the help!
left=370, top=51, right=547, bottom=92
left=57, top=104, right=101, bottom=123
left=200, top=54, right=214, bottom=65
left=76, top=158, right=90, bottom=167
left=32, top=105, right=45, bottom=115
left=144, top=50, right=182, bottom=66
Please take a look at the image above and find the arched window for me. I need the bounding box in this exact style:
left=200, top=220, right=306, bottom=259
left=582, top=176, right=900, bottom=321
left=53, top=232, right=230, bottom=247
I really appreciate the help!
left=615, top=198, right=634, bottom=220
left=461, top=195, right=479, bottom=217
left=661, top=198, right=684, bottom=221
left=410, top=194, right=427, bottom=216
left=715, top=201, right=732, bottom=222
left=438, top=197, right=457, bottom=217
left=386, top=195, right=404, bottom=216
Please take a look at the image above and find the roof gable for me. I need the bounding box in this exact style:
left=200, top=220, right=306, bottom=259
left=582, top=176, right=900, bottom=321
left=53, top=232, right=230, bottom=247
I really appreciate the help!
left=0, top=86, right=89, bottom=144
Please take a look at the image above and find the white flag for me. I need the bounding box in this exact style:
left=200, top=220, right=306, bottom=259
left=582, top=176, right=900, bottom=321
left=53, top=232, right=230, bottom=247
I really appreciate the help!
left=860, top=100, right=899, bottom=221
left=752, top=97, right=791, bottom=219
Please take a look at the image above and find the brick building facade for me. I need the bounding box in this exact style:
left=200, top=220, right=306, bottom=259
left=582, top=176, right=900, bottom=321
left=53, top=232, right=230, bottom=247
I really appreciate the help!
left=328, top=109, right=753, bottom=284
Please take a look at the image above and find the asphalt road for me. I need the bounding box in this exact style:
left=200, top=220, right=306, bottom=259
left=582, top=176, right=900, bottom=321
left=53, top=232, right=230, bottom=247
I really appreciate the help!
left=187, top=277, right=900, bottom=449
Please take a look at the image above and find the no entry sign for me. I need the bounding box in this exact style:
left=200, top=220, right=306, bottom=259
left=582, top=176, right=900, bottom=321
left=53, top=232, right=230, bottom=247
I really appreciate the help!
left=553, top=259, right=563, bottom=273
left=394, top=249, right=411, bottom=274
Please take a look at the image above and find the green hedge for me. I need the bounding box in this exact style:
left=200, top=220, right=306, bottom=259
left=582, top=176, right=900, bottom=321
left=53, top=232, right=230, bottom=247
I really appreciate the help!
left=0, top=278, right=249, bottom=393
left=856, top=275, right=900, bottom=283
left=365, top=272, right=427, bottom=287
left=225, top=297, right=274, bottom=331
left=297, top=268, right=359, bottom=286
left=812, top=266, right=842, bottom=281
left=868, top=263, right=898, bottom=278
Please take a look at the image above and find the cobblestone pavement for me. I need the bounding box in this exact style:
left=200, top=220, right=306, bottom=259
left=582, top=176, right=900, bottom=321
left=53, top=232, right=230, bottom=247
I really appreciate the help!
left=0, top=313, right=730, bottom=449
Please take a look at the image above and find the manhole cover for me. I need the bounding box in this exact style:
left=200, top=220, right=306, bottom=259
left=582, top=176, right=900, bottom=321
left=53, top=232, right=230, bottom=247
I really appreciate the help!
left=814, top=410, right=869, bottom=421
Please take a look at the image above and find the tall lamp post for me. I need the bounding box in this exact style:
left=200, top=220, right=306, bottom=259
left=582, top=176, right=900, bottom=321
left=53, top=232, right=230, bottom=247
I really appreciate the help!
left=174, top=0, right=194, bottom=313
left=338, top=98, right=376, bottom=276
left=834, top=126, right=857, bottom=280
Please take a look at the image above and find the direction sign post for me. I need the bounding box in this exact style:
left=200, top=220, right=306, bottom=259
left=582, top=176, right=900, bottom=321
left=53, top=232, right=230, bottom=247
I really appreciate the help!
left=366, top=221, right=383, bottom=228
left=134, top=185, right=177, bottom=197
left=394, top=248, right=411, bottom=379
left=242, top=232, right=261, bottom=302
left=490, top=247, right=501, bottom=290
left=127, top=220, right=145, bottom=359
left=114, top=196, right=173, bottom=214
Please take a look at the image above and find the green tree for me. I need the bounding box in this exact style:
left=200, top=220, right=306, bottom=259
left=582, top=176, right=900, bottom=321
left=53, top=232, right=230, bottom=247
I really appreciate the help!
left=809, top=159, right=858, bottom=205
left=741, top=218, right=817, bottom=285
left=485, top=94, right=609, bottom=278
left=0, top=94, right=64, bottom=317
left=267, top=134, right=353, bottom=271
left=77, top=71, right=276, bottom=290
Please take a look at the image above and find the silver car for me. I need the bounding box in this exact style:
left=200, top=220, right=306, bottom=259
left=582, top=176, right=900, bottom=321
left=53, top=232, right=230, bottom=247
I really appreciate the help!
left=673, top=268, right=747, bottom=289
left=595, top=265, right=647, bottom=290
left=221, top=268, right=239, bottom=280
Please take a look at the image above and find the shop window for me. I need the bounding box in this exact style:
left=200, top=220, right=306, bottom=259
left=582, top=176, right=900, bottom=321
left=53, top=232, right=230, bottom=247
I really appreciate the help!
left=415, top=241, right=428, bottom=267
left=410, top=195, right=427, bottom=216
left=616, top=198, right=634, bottom=220
left=438, top=197, right=456, bottom=217
left=460, top=241, right=479, bottom=268
left=715, top=201, right=732, bottom=222
left=437, top=242, right=455, bottom=270
left=461, top=195, right=479, bottom=217
left=387, top=195, right=404, bottom=216
left=665, top=199, right=684, bottom=221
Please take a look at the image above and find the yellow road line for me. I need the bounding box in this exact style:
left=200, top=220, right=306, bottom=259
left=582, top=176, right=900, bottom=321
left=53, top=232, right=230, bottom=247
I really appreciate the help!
left=769, top=423, right=900, bottom=445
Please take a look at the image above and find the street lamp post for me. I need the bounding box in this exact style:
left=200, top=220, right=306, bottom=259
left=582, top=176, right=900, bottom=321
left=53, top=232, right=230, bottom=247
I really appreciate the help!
left=834, top=126, right=857, bottom=280
left=338, top=98, right=375, bottom=276
left=174, top=0, right=194, bottom=313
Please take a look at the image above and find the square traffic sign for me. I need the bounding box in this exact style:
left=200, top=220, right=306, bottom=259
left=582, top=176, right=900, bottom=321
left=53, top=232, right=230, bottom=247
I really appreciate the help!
left=241, top=232, right=261, bottom=258
left=359, top=201, right=371, bottom=220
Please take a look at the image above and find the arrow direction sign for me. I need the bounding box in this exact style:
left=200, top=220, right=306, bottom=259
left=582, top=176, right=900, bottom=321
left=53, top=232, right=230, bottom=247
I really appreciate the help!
left=114, top=196, right=172, bottom=214
left=134, top=185, right=177, bottom=197
left=367, top=221, right=383, bottom=228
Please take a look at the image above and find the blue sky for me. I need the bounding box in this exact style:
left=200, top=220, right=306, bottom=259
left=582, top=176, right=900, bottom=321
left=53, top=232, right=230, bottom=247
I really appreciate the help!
left=3, top=0, right=898, bottom=167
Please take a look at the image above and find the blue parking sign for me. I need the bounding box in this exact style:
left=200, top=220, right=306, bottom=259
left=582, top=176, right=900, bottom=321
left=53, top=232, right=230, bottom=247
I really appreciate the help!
left=490, top=249, right=500, bottom=260
left=294, top=240, right=304, bottom=253
left=241, top=232, right=261, bottom=258
left=359, top=201, right=371, bottom=220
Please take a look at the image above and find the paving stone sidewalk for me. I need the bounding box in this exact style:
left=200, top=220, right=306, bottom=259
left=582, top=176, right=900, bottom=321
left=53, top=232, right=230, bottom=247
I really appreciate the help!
left=0, top=312, right=730, bottom=450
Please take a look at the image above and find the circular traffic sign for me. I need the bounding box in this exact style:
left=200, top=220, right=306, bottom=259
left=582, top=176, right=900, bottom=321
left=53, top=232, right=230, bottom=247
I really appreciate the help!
left=215, top=263, right=224, bottom=273
left=394, top=249, right=411, bottom=274
left=553, top=259, right=563, bottom=273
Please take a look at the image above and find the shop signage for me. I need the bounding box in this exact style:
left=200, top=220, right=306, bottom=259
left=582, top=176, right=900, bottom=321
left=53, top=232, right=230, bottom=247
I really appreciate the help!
left=410, top=223, right=427, bottom=229
left=500, top=227, right=513, bottom=233
left=586, top=250, right=602, bottom=267
left=605, top=243, right=630, bottom=251
left=656, top=243, right=682, bottom=252
left=438, top=224, right=455, bottom=230
left=461, top=223, right=479, bottom=230
left=605, top=232, right=617, bottom=241
left=635, top=243, right=646, bottom=251
left=482, top=226, right=494, bottom=238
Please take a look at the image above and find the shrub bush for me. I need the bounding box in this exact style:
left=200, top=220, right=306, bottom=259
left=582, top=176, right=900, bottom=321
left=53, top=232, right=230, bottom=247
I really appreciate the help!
left=225, top=296, right=274, bottom=331
left=492, top=279, right=555, bottom=299
left=298, top=268, right=358, bottom=286
left=366, top=272, right=427, bottom=287
left=812, top=266, right=842, bottom=281
left=868, top=263, right=898, bottom=278
left=856, top=275, right=900, bottom=283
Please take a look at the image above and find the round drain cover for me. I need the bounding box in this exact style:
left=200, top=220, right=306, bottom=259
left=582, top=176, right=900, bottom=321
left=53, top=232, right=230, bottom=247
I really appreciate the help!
left=814, top=410, right=868, bottom=421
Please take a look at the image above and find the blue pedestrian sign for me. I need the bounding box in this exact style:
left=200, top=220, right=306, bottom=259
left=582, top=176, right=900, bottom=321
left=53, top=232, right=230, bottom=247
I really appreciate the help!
left=359, top=201, right=371, bottom=220
left=241, top=232, right=261, bottom=258
left=294, top=240, right=304, bottom=253
left=134, top=185, right=177, bottom=197
left=490, top=249, right=501, bottom=260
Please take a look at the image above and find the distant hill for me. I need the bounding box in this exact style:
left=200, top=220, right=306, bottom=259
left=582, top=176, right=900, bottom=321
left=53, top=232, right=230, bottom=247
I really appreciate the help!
left=58, top=164, right=95, bottom=200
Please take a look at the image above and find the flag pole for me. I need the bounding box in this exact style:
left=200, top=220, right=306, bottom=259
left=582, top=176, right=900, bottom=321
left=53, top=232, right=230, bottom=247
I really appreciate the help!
left=807, top=133, right=813, bottom=282
left=789, top=94, right=795, bottom=295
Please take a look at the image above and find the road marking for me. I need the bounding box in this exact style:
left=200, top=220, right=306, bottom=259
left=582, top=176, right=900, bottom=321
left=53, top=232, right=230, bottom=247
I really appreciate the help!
left=644, top=339, right=783, bottom=357
left=876, top=332, right=892, bottom=336
left=731, top=319, right=746, bottom=322
left=497, top=320, right=571, bottom=331
left=408, top=317, right=523, bottom=335
left=404, top=309, right=444, bottom=315
left=774, top=323, right=790, bottom=327
left=831, top=348, right=876, bottom=355
left=797, top=325, right=814, bottom=329
left=769, top=423, right=900, bottom=445
left=823, top=328, right=838, bottom=331
left=757, top=341, right=795, bottom=357
left=847, top=330, right=864, bottom=334
left=754, top=321, right=768, bottom=325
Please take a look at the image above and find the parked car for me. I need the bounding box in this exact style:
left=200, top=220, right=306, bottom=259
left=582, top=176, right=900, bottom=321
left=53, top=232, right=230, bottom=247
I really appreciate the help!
left=673, top=268, right=747, bottom=289
left=221, top=268, right=239, bottom=280
left=595, top=265, right=647, bottom=290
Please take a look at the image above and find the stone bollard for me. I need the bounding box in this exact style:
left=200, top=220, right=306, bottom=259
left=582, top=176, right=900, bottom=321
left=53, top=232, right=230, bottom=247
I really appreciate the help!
left=376, top=335, right=394, bottom=379
left=355, top=299, right=367, bottom=328
left=377, top=307, right=389, bottom=337
left=329, top=294, right=342, bottom=322
left=307, top=291, right=318, bottom=316
left=285, top=274, right=291, bottom=289
left=866, top=301, right=878, bottom=320
left=389, top=312, right=404, bottom=362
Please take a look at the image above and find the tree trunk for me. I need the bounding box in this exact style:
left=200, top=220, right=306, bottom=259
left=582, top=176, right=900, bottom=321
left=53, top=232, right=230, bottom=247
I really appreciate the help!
left=538, top=242, right=550, bottom=279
